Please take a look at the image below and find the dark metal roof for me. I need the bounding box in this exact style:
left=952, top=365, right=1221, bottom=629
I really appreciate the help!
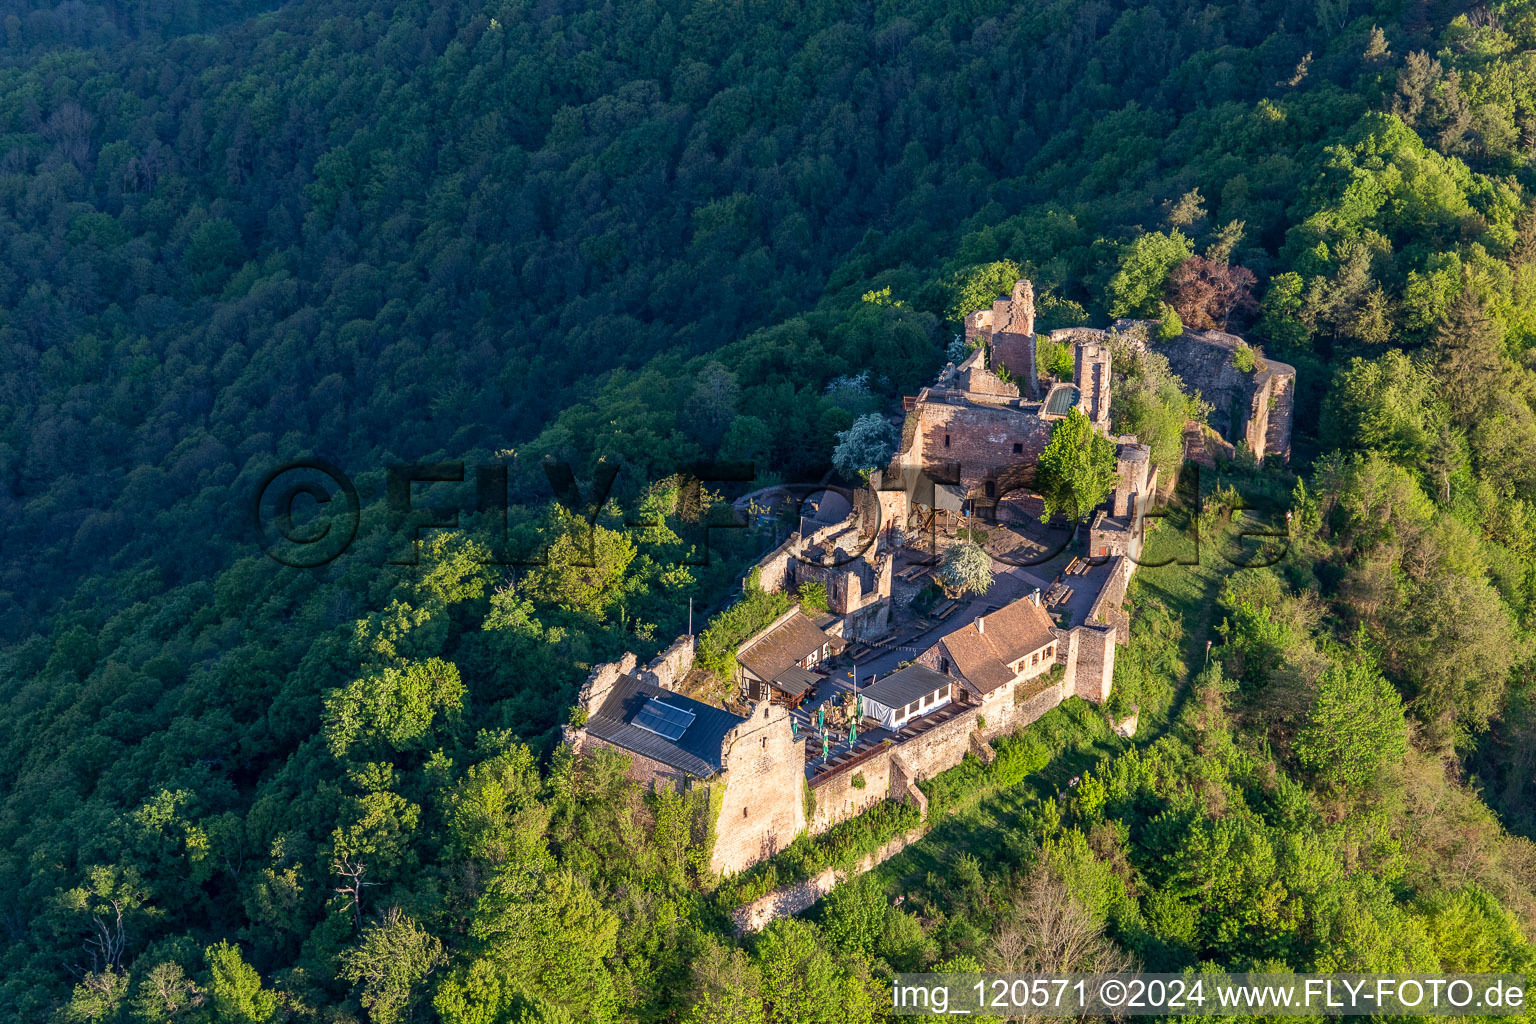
left=860, top=664, right=955, bottom=710
left=585, top=675, right=745, bottom=777
left=772, top=666, right=820, bottom=697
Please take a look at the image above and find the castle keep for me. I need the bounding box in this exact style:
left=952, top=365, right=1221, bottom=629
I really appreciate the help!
left=565, top=279, right=1282, bottom=877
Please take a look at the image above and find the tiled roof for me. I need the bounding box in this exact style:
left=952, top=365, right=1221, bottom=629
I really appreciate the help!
left=738, top=610, right=831, bottom=683
left=585, top=674, right=745, bottom=777
left=861, top=664, right=955, bottom=710
left=938, top=596, right=1056, bottom=695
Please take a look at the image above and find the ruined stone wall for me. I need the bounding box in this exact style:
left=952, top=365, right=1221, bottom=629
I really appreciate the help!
left=872, top=474, right=910, bottom=541
left=912, top=401, right=1053, bottom=494
left=639, top=634, right=695, bottom=691
left=565, top=653, right=640, bottom=751
left=711, top=703, right=808, bottom=876
left=1048, top=326, right=1114, bottom=350
left=808, top=749, right=894, bottom=832
left=1260, top=370, right=1294, bottom=461
left=990, top=332, right=1037, bottom=398
left=956, top=348, right=1021, bottom=399
left=755, top=537, right=796, bottom=594
left=1112, top=444, right=1151, bottom=517
left=1155, top=331, right=1295, bottom=463
left=576, top=732, right=692, bottom=790
left=1087, top=555, right=1133, bottom=631
left=1074, top=341, right=1112, bottom=433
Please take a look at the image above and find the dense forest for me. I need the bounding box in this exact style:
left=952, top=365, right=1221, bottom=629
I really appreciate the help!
left=3, top=0, right=1536, bottom=1019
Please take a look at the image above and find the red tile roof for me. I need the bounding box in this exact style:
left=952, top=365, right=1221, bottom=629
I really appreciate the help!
left=936, top=595, right=1056, bottom=694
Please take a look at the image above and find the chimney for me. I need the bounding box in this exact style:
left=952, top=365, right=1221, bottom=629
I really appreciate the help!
left=976, top=615, right=985, bottom=634
left=1032, top=588, right=1041, bottom=607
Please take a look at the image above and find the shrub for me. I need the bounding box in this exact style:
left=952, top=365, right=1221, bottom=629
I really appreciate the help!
left=1231, top=341, right=1257, bottom=372
left=797, top=580, right=829, bottom=614
left=993, top=732, right=1052, bottom=788
left=694, top=570, right=794, bottom=677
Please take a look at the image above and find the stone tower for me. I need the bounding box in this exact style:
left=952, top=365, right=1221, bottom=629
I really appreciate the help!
left=963, top=279, right=1038, bottom=399
left=1074, top=341, right=1111, bottom=433
left=709, top=702, right=807, bottom=876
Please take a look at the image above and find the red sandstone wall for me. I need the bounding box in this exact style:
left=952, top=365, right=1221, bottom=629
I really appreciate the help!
left=711, top=704, right=808, bottom=876
left=809, top=751, right=893, bottom=832
left=915, top=404, right=1053, bottom=492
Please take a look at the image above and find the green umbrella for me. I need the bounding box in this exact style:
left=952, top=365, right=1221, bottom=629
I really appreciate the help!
left=848, top=721, right=857, bottom=746
left=817, top=707, right=825, bottom=731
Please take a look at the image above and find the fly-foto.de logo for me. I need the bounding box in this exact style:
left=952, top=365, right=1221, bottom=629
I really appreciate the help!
left=251, top=459, right=1290, bottom=570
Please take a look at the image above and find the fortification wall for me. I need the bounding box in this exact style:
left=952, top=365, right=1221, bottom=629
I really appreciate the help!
left=912, top=401, right=1053, bottom=491
left=712, top=703, right=808, bottom=876
left=755, top=536, right=797, bottom=594
left=808, top=748, right=894, bottom=832
left=990, top=332, right=1037, bottom=397
left=1087, top=556, right=1133, bottom=629
left=897, top=703, right=982, bottom=778
left=639, top=634, right=695, bottom=690
left=809, top=701, right=979, bottom=832
left=1154, top=330, right=1295, bottom=463
left=1260, top=371, right=1294, bottom=461
left=1048, top=327, right=1113, bottom=347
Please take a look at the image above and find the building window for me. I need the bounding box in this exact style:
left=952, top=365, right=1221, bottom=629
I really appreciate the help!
left=1031, top=653, right=1038, bottom=666
left=743, top=807, right=749, bottom=817
left=1013, top=442, right=1023, bottom=454
left=984, top=480, right=995, bottom=497
left=944, top=433, right=950, bottom=448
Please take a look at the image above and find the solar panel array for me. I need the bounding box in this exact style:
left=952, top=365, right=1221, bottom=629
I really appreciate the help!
left=631, top=697, right=696, bottom=741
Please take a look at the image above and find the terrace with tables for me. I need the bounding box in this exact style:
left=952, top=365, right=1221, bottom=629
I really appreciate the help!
left=789, top=665, right=975, bottom=783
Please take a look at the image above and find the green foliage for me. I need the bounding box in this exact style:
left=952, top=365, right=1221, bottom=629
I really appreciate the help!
left=338, top=909, right=447, bottom=1024
left=1109, top=339, right=1208, bottom=474
left=796, top=581, right=829, bottom=615
left=936, top=541, right=993, bottom=598
left=1294, top=656, right=1408, bottom=792
left=1155, top=302, right=1184, bottom=341
left=6, top=0, right=1536, bottom=1017
left=204, top=941, right=278, bottom=1024
left=1034, top=334, right=1076, bottom=380
left=325, top=658, right=466, bottom=759
left=1106, top=231, right=1194, bottom=318
left=1036, top=409, right=1119, bottom=521
left=696, top=574, right=795, bottom=678
left=519, top=506, right=640, bottom=617
left=948, top=260, right=1022, bottom=323
left=819, top=875, right=886, bottom=959
left=1230, top=341, right=1257, bottom=373
left=831, top=413, right=898, bottom=480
